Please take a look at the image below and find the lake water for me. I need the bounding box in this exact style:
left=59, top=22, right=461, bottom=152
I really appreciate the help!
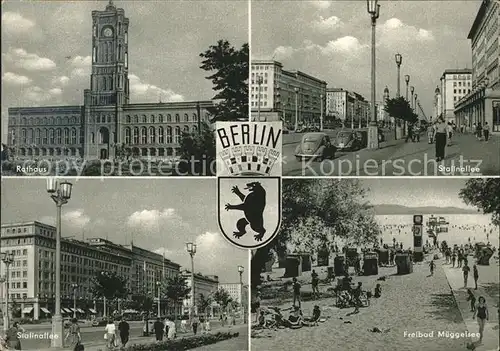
left=376, top=214, right=499, bottom=249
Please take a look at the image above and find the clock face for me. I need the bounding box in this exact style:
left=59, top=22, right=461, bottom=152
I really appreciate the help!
left=103, top=28, right=113, bottom=37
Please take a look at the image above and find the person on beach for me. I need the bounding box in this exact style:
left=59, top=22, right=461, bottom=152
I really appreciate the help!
left=472, top=296, right=489, bottom=344
left=445, top=249, right=451, bottom=264
left=452, top=251, right=457, bottom=267
left=466, top=289, right=476, bottom=312
left=473, top=264, right=479, bottom=290
left=429, top=260, right=436, bottom=276
left=292, top=277, right=301, bottom=309
left=457, top=250, right=463, bottom=268
left=352, top=282, right=363, bottom=314
left=463, top=262, right=471, bottom=288
left=311, top=270, right=320, bottom=299
left=374, top=284, right=382, bottom=298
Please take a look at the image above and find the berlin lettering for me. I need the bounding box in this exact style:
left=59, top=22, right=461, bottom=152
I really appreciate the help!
left=217, top=124, right=281, bottom=149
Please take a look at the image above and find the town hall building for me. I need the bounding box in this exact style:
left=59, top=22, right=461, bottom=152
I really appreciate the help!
left=6, top=1, right=213, bottom=160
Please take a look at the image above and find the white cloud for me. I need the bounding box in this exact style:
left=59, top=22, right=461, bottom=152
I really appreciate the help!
left=380, top=18, right=435, bottom=45
left=51, top=76, right=70, bottom=86
left=321, top=36, right=368, bottom=54
left=70, top=56, right=92, bottom=68
left=70, top=68, right=89, bottom=78
left=127, top=208, right=181, bottom=230
left=2, top=72, right=32, bottom=85
left=49, top=88, right=63, bottom=96
left=273, top=46, right=296, bottom=60
left=63, top=210, right=91, bottom=227
left=312, top=16, right=343, bottom=33
left=312, top=1, right=331, bottom=10
left=3, top=48, right=56, bottom=71
left=2, top=12, right=35, bottom=34
left=23, top=86, right=62, bottom=103
left=418, top=29, right=434, bottom=41
left=128, top=74, right=184, bottom=102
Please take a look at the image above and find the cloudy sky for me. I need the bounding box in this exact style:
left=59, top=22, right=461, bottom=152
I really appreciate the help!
left=0, top=178, right=248, bottom=284
left=360, top=178, right=473, bottom=209
left=252, top=0, right=480, bottom=118
left=1, top=0, right=248, bottom=142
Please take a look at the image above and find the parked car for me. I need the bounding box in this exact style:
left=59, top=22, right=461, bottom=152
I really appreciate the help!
left=334, top=131, right=365, bottom=151
left=91, top=318, right=107, bottom=327
left=295, top=132, right=336, bottom=161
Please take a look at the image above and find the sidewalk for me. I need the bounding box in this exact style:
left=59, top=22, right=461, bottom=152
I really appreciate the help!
left=443, top=265, right=499, bottom=351
left=36, top=324, right=246, bottom=351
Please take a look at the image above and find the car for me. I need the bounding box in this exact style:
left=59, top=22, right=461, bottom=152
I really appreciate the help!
left=334, top=131, right=365, bottom=151
left=295, top=132, right=336, bottom=161
left=91, top=318, right=107, bottom=327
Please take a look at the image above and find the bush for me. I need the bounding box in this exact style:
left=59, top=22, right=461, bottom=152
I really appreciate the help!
left=126, top=332, right=239, bottom=351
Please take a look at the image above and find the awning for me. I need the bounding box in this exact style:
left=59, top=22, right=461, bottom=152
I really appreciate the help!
left=123, top=309, right=138, bottom=313
left=68, top=308, right=75, bottom=312
left=40, top=307, right=50, bottom=313
left=22, top=307, right=33, bottom=314
left=89, top=309, right=97, bottom=314
left=77, top=309, right=84, bottom=313
left=63, top=308, right=72, bottom=313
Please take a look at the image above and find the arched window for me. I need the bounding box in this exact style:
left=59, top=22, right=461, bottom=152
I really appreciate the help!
left=71, top=117, right=76, bottom=124
left=93, top=25, right=97, bottom=37
left=97, top=115, right=101, bottom=123
left=125, top=127, right=131, bottom=144
left=108, top=77, right=113, bottom=91
left=149, top=127, right=155, bottom=143
left=21, top=117, right=27, bottom=125
left=142, top=115, right=147, bottom=123
left=103, top=78, right=107, bottom=91
left=71, top=128, right=77, bottom=144
left=64, top=128, right=70, bottom=144
left=134, top=115, right=138, bottom=124
left=141, top=127, right=147, bottom=144
left=27, top=129, right=33, bottom=144
left=63, top=116, right=69, bottom=125
left=159, top=114, right=164, bottom=123
left=175, top=114, right=180, bottom=123
left=192, top=125, right=198, bottom=134
left=90, top=132, right=95, bottom=144
left=56, top=117, right=62, bottom=125
left=29, top=118, right=33, bottom=125
left=167, top=114, right=172, bottom=122
left=49, top=129, right=54, bottom=144
left=174, top=126, right=181, bottom=143
left=133, top=127, right=139, bottom=144
left=98, top=127, right=109, bottom=144
left=192, top=113, right=197, bottom=122
left=183, top=125, right=189, bottom=133
left=151, top=115, right=155, bottom=124
left=35, top=129, right=41, bottom=144
left=158, top=127, right=164, bottom=143
left=118, top=44, right=122, bottom=60
left=125, top=32, right=128, bottom=44
left=184, top=114, right=189, bottom=122
left=125, top=52, right=128, bottom=67
left=49, top=117, right=55, bottom=125
left=93, top=47, right=97, bottom=62
left=166, top=126, right=172, bottom=143
left=21, top=129, right=27, bottom=144
left=126, top=115, right=131, bottom=124
left=56, top=129, right=62, bottom=144
left=42, top=129, right=48, bottom=144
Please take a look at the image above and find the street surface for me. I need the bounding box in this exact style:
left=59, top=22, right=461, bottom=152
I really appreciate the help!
left=283, top=130, right=499, bottom=176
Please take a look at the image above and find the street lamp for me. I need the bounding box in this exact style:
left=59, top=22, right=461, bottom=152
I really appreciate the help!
left=404, top=75, right=410, bottom=101
left=395, top=53, right=402, bottom=98
left=156, top=281, right=161, bottom=317
left=71, top=283, right=78, bottom=319
left=410, top=86, right=415, bottom=110
left=367, top=0, right=380, bottom=149
left=186, top=243, right=196, bottom=320
left=46, top=177, right=73, bottom=348
left=320, top=94, right=324, bottom=131
left=1, top=252, right=14, bottom=332
left=256, top=75, right=263, bottom=122
left=414, top=94, right=418, bottom=122
left=237, top=265, right=245, bottom=324
left=294, top=88, right=299, bottom=131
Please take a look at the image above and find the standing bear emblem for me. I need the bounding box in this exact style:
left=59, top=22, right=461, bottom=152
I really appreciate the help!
left=225, top=182, right=266, bottom=241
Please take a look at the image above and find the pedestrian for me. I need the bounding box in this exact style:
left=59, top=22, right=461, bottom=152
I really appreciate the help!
left=292, top=277, right=301, bottom=308
left=153, top=317, right=164, bottom=341
left=466, top=289, right=476, bottom=312
left=405, top=123, right=414, bottom=142
left=457, top=251, right=463, bottom=268
left=483, top=122, right=490, bottom=142
left=414, top=124, right=420, bottom=142
left=472, top=296, right=489, bottom=345
left=429, top=260, right=436, bottom=276
left=473, top=264, right=479, bottom=290
left=462, top=262, right=471, bottom=288
left=5, top=322, right=22, bottom=350
left=433, top=116, right=447, bottom=161
left=427, top=124, right=434, bottom=144
left=66, top=318, right=81, bottom=350
left=165, top=317, right=176, bottom=340
left=118, top=316, right=130, bottom=348
left=251, top=292, right=261, bottom=323
left=191, top=315, right=200, bottom=335
left=451, top=251, right=456, bottom=267
left=447, top=122, right=453, bottom=146
left=352, top=282, right=363, bottom=314
left=104, top=319, right=116, bottom=350
left=311, top=269, right=320, bottom=299
left=476, top=122, right=482, bottom=140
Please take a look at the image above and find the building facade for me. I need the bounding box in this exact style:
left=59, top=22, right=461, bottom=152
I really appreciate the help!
left=455, top=0, right=500, bottom=132
left=181, top=270, right=219, bottom=315
left=439, top=69, right=473, bottom=124
left=325, top=88, right=370, bottom=127
left=218, top=283, right=246, bottom=304
left=433, top=86, right=443, bottom=122
left=250, top=60, right=327, bottom=125
left=0, top=221, right=181, bottom=319
left=6, top=1, right=213, bottom=161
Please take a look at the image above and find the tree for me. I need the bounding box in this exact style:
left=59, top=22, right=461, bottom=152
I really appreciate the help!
left=459, top=178, right=500, bottom=226
left=175, top=122, right=216, bottom=176
left=213, top=288, right=232, bottom=313
left=197, top=293, right=212, bottom=316
left=90, top=271, right=128, bottom=316
left=126, top=295, right=154, bottom=314
left=251, top=179, right=380, bottom=288
left=164, top=275, right=190, bottom=322
left=200, top=40, right=249, bottom=122
left=384, top=96, right=418, bottom=125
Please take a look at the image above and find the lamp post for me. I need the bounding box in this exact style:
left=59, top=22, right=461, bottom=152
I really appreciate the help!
left=46, top=178, right=73, bottom=348
left=294, top=88, right=299, bottom=131
left=395, top=53, right=402, bottom=97
left=186, top=243, right=196, bottom=321
left=237, top=265, right=244, bottom=324
left=367, top=0, right=380, bottom=149
left=404, top=75, right=410, bottom=101
left=156, top=281, right=161, bottom=317
left=256, top=75, right=263, bottom=122
left=320, top=94, right=324, bottom=131
left=71, top=283, right=78, bottom=319
left=414, top=94, right=418, bottom=124
left=1, top=252, right=14, bottom=332
left=410, top=86, right=415, bottom=110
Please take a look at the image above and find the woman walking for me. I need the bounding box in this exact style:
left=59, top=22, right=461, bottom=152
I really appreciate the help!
left=5, top=322, right=22, bottom=350
left=104, top=319, right=116, bottom=350
left=476, top=122, right=482, bottom=140
left=472, top=296, right=489, bottom=344
left=473, top=264, right=479, bottom=290
left=67, top=318, right=81, bottom=350
left=433, top=116, right=447, bottom=161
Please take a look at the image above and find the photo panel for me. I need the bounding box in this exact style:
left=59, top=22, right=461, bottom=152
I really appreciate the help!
left=0, top=178, right=249, bottom=350
left=250, top=177, right=500, bottom=351
left=250, top=0, right=500, bottom=176
left=1, top=0, right=249, bottom=177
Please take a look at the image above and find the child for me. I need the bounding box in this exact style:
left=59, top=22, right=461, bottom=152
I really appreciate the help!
left=466, top=289, right=476, bottom=312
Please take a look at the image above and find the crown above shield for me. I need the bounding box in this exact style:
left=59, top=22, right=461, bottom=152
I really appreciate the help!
left=218, top=144, right=280, bottom=176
